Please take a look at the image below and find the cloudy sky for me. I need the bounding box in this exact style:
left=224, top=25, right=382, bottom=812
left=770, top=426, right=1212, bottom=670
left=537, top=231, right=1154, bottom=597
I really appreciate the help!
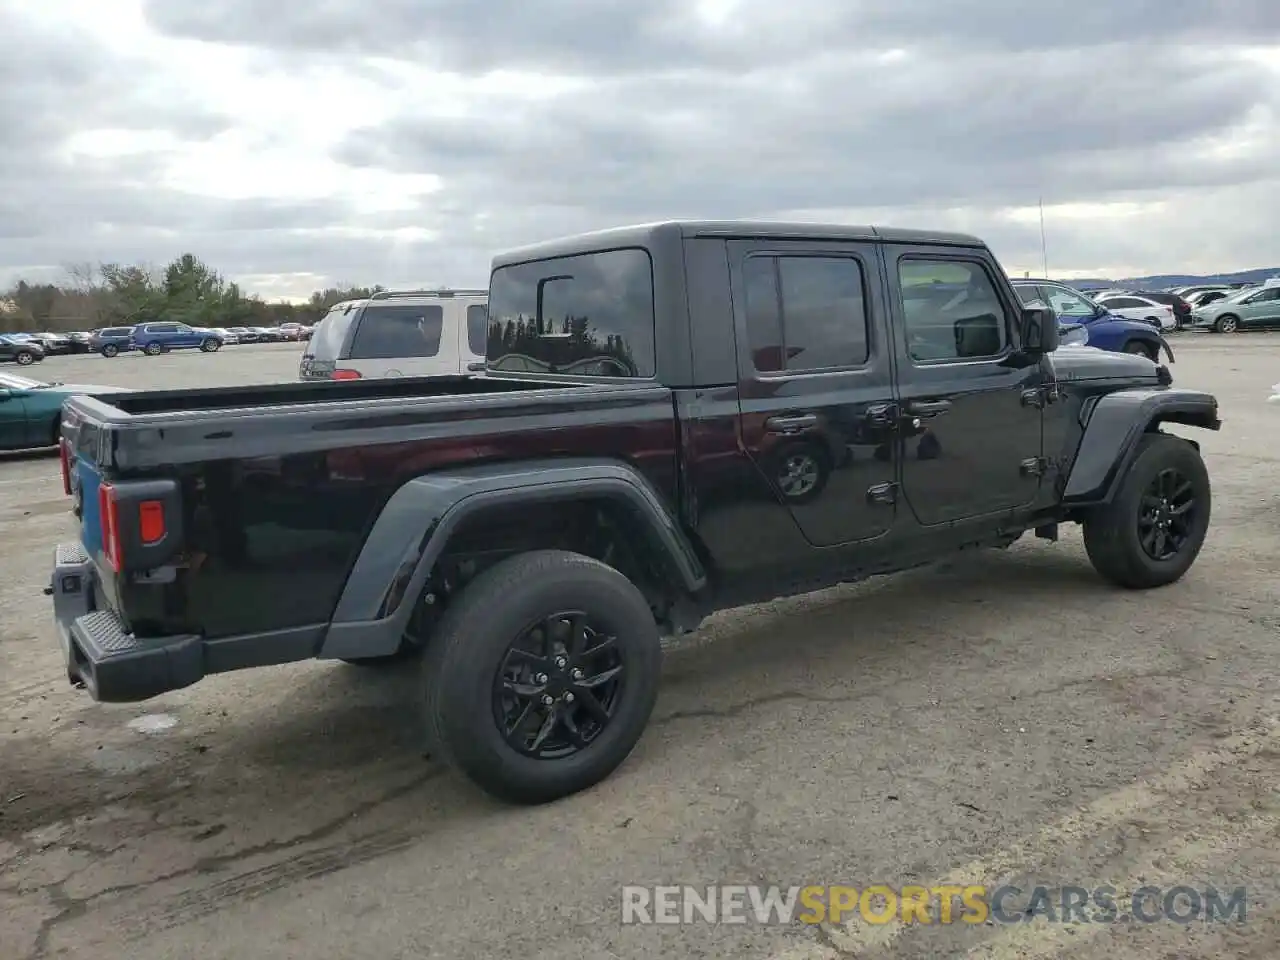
left=2, top=0, right=1278, bottom=300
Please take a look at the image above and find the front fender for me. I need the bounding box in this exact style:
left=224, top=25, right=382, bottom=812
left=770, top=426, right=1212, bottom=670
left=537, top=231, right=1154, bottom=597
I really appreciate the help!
left=318, top=457, right=706, bottom=660
left=1061, top=387, right=1221, bottom=505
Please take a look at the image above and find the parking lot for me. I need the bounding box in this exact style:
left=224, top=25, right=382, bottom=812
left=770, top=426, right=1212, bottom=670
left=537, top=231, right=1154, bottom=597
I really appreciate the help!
left=2, top=335, right=1279, bottom=959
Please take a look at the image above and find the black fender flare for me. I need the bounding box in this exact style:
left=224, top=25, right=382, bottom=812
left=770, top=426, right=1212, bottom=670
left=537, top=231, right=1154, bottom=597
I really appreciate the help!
left=1060, top=387, right=1220, bottom=505
left=318, top=457, right=707, bottom=660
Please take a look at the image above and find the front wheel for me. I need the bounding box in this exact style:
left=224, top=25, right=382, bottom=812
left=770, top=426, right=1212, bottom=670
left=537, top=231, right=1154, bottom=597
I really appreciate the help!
left=1216, top=315, right=1239, bottom=334
left=144, top=342, right=163, bottom=356
left=101, top=344, right=119, bottom=358
left=200, top=339, right=221, bottom=352
left=422, top=549, right=662, bottom=804
left=1082, top=433, right=1210, bottom=589
left=15, top=350, right=34, bottom=365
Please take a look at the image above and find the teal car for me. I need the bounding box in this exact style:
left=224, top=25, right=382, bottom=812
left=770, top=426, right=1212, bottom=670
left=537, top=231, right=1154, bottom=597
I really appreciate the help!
left=0, top=372, right=131, bottom=450
left=1190, top=282, right=1280, bottom=333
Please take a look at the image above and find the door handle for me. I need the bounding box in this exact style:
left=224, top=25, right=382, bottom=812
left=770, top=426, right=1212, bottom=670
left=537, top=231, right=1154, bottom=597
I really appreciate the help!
left=906, top=399, right=952, bottom=417
left=765, top=414, right=818, bottom=434
left=865, top=402, right=898, bottom=426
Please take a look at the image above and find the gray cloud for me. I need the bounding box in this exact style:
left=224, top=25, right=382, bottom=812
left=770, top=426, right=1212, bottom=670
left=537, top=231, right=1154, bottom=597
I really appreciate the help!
left=3, top=0, right=1279, bottom=295
left=142, top=0, right=1280, bottom=72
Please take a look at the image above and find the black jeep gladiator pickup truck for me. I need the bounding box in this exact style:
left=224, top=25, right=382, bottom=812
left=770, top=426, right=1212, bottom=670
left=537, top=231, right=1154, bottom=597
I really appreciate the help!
left=50, top=220, right=1220, bottom=804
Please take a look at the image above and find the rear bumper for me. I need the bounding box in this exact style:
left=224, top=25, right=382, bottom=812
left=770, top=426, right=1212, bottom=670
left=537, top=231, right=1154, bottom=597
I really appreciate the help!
left=50, top=542, right=204, bottom=702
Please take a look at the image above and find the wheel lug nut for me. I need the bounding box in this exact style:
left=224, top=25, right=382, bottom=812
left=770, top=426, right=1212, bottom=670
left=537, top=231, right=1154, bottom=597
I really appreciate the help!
left=541, top=694, right=554, bottom=706
left=564, top=692, right=575, bottom=703
left=554, top=656, right=567, bottom=668
left=571, top=668, right=583, bottom=680
left=535, top=673, right=548, bottom=684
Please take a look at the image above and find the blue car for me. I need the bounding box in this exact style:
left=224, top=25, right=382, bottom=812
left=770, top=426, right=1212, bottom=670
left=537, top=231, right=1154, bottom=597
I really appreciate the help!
left=129, top=322, right=224, bottom=356
left=1012, top=279, right=1169, bottom=362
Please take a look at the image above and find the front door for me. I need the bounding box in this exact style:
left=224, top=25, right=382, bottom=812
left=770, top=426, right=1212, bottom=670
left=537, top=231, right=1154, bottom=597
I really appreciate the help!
left=885, top=247, right=1044, bottom=525
left=0, top=389, right=28, bottom=449
left=728, top=239, right=899, bottom=548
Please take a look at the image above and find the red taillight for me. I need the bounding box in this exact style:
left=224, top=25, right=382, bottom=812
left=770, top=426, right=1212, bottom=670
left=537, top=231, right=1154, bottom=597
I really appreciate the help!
left=138, top=500, right=165, bottom=544
left=58, top=438, right=72, bottom=495
left=98, top=484, right=121, bottom=572
left=331, top=369, right=362, bottom=380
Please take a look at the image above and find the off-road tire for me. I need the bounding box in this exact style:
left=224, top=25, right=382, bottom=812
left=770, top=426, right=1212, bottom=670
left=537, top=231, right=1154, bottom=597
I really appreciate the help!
left=101, top=344, right=119, bottom=358
left=422, top=549, right=661, bottom=804
left=1082, top=433, right=1210, bottom=589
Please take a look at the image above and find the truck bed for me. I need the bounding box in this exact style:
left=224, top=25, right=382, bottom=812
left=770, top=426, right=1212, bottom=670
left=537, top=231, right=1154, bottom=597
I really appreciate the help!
left=58, top=372, right=680, bottom=651
left=63, top=374, right=666, bottom=472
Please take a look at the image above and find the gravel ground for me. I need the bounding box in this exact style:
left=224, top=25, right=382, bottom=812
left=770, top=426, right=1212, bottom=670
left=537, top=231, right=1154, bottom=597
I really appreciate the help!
left=1, top=335, right=1279, bottom=960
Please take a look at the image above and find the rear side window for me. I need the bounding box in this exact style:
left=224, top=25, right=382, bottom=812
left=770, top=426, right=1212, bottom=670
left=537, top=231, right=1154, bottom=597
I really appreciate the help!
left=348, top=304, right=443, bottom=359
left=486, top=248, right=655, bottom=377
left=466, top=304, right=488, bottom=356
left=743, top=255, right=870, bottom=372
left=304, top=308, right=356, bottom=359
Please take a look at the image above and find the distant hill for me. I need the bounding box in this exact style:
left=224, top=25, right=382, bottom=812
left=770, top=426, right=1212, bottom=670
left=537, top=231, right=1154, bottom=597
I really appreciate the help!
left=1063, top=267, right=1280, bottom=292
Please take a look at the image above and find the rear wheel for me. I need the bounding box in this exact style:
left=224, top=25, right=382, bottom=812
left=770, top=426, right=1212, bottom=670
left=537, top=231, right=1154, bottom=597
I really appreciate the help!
left=200, top=339, right=220, bottom=352
left=15, top=350, right=34, bottom=365
left=1082, top=433, right=1210, bottom=589
left=422, top=549, right=662, bottom=804
left=1216, top=315, right=1239, bottom=333
left=101, top=344, right=119, bottom=358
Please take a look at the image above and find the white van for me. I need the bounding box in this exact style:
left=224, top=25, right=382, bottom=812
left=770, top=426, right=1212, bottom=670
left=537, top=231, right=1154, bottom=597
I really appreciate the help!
left=298, top=289, right=488, bottom=381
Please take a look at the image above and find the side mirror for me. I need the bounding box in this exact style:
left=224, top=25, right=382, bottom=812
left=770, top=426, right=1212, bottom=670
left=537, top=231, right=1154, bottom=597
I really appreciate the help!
left=1020, top=307, right=1059, bottom=355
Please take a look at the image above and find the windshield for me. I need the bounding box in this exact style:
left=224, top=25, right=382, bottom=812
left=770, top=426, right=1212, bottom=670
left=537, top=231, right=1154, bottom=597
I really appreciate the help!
left=0, top=373, right=44, bottom=389
left=1224, top=287, right=1261, bottom=303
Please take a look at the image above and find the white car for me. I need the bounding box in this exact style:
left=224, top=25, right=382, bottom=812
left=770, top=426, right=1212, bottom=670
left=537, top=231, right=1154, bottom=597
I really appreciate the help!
left=1094, top=294, right=1177, bottom=331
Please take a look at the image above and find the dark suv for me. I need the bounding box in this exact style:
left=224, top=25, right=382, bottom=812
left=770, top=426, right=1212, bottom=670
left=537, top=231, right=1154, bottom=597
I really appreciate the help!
left=89, top=327, right=136, bottom=358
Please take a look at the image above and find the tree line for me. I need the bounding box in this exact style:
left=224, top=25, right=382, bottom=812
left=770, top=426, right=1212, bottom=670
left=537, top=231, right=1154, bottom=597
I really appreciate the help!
left=0, top=253, right=387, bottom=334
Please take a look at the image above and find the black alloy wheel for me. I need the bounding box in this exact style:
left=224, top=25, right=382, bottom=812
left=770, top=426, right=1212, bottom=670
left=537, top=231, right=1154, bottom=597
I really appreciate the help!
left=494, top=612, right=624, bottom=759
left=1137, top=467, right=1198, bottom=562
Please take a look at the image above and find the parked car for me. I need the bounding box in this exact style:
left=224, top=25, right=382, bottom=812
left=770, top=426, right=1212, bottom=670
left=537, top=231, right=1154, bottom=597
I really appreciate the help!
left=50, top=219, right=1220, bottom=805
left=299, top=288, right=488, bottom=380
left=0, top=334, right=45, bottom=365
left=250, top=326, right=284, bottom=343
left=129, top=322, right=223, bottom=355
left=67, top=332, right=93, bottom=354
left=1012, top=280, right=1169, bottom=361
left=1190, top=281, right=1280, bottom=333
left=27, top=332, right=75, bottom=355
left=1126, top=291, right=1192, bottom=329
left=1093, top=294, right=1177, bottom=332
left=226, top=326, right=255, bottom=343
left=90, top=327, right=136, bottom=357
left=277, top=323, right=307, bottom=341
left=0, top=372, right=130, bottom=450
left=205, top=327, right=239, bottom=345
left=1186, top=288, right=1231, bottom=308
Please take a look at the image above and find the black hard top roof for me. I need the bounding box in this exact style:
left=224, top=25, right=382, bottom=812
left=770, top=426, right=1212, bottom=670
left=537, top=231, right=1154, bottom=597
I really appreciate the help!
left=492, top=219, right=986, bottom=268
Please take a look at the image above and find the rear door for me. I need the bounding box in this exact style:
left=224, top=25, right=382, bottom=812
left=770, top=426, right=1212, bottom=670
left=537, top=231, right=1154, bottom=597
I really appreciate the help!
left=886, top=246, right=1044, bottom=525
left=728, top=238, right=899, bottom=547
left=346, top=302, right=449, bottom=378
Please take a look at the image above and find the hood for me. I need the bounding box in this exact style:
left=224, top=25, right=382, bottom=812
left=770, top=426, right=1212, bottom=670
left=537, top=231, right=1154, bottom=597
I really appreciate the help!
left=1050, top=345, right=1161, bottom=383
